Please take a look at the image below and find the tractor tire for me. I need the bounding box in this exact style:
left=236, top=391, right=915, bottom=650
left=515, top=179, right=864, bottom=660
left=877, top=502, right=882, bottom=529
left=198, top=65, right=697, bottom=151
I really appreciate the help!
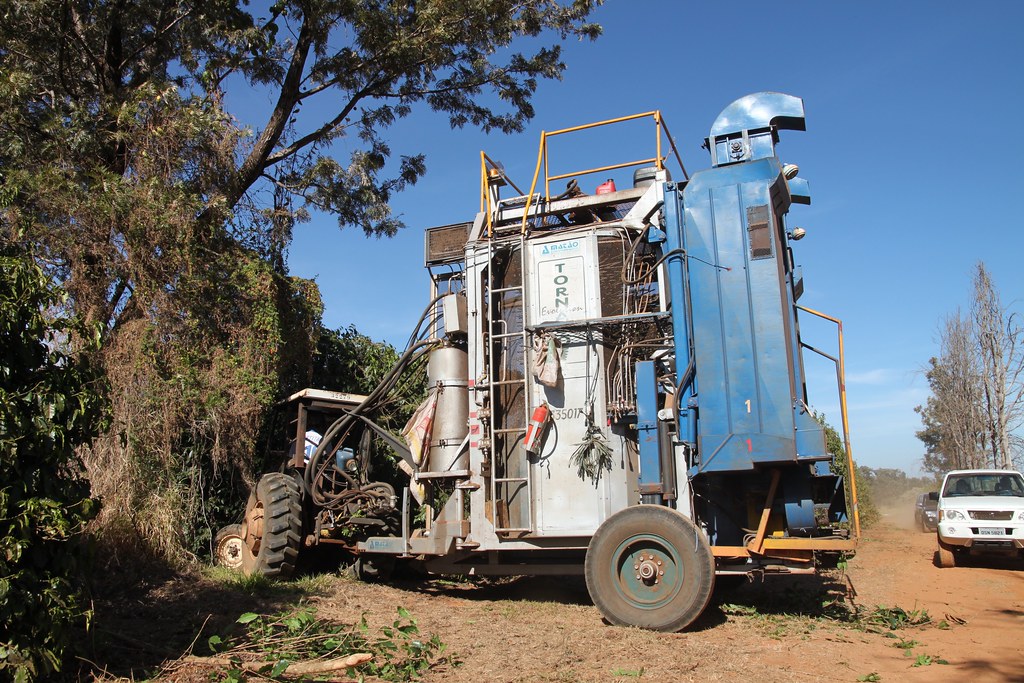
left=213, top=523, right=246, bottom=571
left=241, top=473, right=303, bottom=579
left=585, top=506, right=715, bottom=632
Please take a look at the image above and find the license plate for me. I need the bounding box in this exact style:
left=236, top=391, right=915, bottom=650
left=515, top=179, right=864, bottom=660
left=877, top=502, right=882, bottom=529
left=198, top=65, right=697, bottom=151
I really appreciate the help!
left=978, top=527, right=1004, bottom=535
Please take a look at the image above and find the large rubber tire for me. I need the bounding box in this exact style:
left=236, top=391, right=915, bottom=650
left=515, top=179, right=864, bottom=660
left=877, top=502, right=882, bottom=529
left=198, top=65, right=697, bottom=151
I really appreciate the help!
left=936, top=540, right=957, bottom=568
left=242, top=473, right=303, bottom=579
left=585, top=506, right=715, bottom=632
left=213, top=523, right=246, bottom=570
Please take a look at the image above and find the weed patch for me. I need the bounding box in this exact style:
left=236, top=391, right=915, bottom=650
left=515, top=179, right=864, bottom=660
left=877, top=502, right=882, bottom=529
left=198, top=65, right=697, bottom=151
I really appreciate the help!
left=911, top=654, right=949, bottom=667
left=169, top=605, right=455, bottom=681
left=859, top=605, right=931, bottom=631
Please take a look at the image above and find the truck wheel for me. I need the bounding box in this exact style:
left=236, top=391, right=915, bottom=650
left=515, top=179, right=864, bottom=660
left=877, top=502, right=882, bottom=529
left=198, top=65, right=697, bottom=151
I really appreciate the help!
left=242, top=473, right=303, bottom=579
left=213, top=523, right=246, bottom=570
left=936, top=540, right=957, bottom=568
left=585, top=506, right=715, bottom=632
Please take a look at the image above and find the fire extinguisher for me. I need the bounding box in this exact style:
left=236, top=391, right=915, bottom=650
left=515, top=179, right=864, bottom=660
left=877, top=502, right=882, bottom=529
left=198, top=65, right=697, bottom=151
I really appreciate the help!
left=523, top=403, right=550, bottom=454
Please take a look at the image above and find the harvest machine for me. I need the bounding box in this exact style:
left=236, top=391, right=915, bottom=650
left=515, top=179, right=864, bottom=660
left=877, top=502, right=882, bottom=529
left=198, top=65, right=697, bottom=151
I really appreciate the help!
left=215, top=92, right=860, bottom=631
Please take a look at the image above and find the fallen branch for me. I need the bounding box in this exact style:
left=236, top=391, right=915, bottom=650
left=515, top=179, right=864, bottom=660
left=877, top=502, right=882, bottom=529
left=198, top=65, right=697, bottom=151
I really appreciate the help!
left=183, top=652, right=372, bottom=675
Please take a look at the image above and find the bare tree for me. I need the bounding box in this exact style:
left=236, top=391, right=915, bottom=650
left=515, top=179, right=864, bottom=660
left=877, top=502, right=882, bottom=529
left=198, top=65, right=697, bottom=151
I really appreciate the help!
left=971, top=263, right=1024, bottom=469
left=917, top=312, right=988, bottom=472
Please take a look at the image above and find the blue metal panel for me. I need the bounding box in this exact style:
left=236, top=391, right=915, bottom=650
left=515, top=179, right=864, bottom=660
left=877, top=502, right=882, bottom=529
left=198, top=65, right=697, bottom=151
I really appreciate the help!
left=667, top=156, right=827, bottom=473
left=684, top=157, right=794, bottom=473
left=787, top=177, right=811, bottom=205
left=709, top=92, right=806, bottom=138
left=635, top=360, right=661, bottom=490
left=708, top=92, right=806, bottom=167
left=781, top=468, right=816, bottom=532
left=662, top=185, right=695, bottom=447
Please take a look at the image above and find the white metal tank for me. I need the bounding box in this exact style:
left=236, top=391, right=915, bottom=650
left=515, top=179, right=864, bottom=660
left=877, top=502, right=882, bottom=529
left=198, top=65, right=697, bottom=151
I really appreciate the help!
left=426, top=346, right=469, bottom=472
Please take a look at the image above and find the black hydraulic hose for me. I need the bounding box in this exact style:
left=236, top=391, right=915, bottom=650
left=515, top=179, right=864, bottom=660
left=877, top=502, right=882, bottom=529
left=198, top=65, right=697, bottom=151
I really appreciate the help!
left=623, top=248, right=687, bottom=286
left=403, top=292, right=447, bottom=352
left=304, top=288, right=449, bottom=499
left=673, top=358, right=696, bottom=439
left=303, top=339, right=435, bottom=492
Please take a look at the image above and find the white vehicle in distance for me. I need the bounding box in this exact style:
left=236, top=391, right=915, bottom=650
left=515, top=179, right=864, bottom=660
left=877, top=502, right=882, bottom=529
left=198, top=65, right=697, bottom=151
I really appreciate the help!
left=936, top=469, right=1024, bottom=568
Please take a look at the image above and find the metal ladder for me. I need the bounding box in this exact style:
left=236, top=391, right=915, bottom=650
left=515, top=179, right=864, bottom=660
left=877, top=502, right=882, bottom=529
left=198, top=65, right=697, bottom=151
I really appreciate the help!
left=484, top=233, right=534, bottom=534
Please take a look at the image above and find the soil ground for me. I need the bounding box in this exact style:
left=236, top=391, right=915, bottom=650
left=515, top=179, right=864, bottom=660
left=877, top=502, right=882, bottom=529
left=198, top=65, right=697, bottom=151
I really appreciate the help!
left=90, top=505, right=1024, bottom=682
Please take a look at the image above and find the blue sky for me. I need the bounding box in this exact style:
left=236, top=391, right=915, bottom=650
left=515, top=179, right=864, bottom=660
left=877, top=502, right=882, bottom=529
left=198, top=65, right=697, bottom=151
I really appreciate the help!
left=282, top=1, right=1024, bottom=476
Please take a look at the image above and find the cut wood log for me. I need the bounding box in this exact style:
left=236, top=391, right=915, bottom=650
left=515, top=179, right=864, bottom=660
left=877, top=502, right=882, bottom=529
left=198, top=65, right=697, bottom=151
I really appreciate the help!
left=183, top=651, right=372, bottom=675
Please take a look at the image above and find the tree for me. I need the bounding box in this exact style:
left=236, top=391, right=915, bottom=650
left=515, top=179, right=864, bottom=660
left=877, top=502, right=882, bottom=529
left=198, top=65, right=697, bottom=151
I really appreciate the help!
left=815, top=411, right=877, bottom=528
left=916, top=263, right=1023, bottom=473
left=972, top=263, right=1023, bottom=468
left=915, top=313, right=988, bottom=472
left=1, top=0, right=601, bottom=334
left=0, top=0, right=602, bottom=561
left=0, top=243, right=106, bottom=680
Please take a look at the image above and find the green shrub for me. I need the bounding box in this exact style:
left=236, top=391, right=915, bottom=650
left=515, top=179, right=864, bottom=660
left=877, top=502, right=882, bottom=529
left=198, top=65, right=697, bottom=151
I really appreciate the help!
left=0, top=246, right=106, bottom=680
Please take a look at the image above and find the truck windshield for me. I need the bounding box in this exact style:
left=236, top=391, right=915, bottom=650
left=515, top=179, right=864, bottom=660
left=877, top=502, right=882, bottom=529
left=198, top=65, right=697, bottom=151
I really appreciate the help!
left=943, top=473, right=1024, bottom=497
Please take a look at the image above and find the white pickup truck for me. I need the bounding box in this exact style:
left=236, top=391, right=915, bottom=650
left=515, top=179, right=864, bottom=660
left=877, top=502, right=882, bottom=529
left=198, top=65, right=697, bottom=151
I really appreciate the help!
left=935, top=469, right=1024, bottom=567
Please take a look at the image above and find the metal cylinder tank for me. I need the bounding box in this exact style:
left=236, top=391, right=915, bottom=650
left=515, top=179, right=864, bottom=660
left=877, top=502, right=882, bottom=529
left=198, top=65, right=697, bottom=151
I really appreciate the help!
left=426, top=346, right=469, bottom=472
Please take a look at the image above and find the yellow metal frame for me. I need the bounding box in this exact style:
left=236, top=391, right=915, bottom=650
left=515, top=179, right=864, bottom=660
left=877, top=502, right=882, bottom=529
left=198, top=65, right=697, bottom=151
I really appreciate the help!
left=519, top=111, right=687, bottom=234
left=480, top=152, right=527, bottom=238
left=796, top=305, right=861, bottom=540
left=711, top=304, right=864, bottom=561
left=708, top=461, right=858, bottom=562
left=476, top=111, right=687, bottom=238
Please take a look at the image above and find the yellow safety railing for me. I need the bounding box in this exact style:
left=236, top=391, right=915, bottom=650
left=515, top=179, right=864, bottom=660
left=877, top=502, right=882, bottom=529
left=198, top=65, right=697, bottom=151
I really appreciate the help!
left=480, top=151, right=527, bottom=238
left=518, top=111, right=688, bottom=235
left=477, top=111, right=688, bottom=238
left=796, top=305, right=861, bottom=540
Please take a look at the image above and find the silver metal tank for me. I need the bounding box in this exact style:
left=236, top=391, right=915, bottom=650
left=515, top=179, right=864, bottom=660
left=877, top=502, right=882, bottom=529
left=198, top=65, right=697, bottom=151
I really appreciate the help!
left=426, top=346, right=469, bottom=472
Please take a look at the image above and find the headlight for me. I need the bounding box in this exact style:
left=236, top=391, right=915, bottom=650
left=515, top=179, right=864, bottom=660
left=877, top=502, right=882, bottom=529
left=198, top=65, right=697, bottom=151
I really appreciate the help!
left=941, top=509, right=966, bottom=521
left=1018, top=511, right=1024, bottom=521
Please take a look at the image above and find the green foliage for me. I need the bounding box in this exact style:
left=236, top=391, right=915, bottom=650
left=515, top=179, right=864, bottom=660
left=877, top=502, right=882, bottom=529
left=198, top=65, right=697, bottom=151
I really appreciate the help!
left=311, top=326, right=426, bottom=484
left=570, top=424, right=613, bottom=483
left=612, top=668, right=645, bottom=678
left=206, top=606, right=452, bottom=681
left=892, top=638, right=919, bottom=650
left=720, top=589, right=939, bottom=644
left=0, top=246, right=107, bottom=680
left=204, top=565, right=333, bottom=597
left=853, top=466, right=880, bottom=528
left=0, top=0, right=600, bottom=566
left=314, top=326, right=425, bottom=421
left=814, top=412, right=880, bottom=527
left=858, top=467, right=938, bottom=504
left=911, top=654, right=948, bottom=667
left=860, top=606, right=931, bottom=631
left=856, top=674, right=881, bottom=682
left=85, top=251, right=323, bottom=563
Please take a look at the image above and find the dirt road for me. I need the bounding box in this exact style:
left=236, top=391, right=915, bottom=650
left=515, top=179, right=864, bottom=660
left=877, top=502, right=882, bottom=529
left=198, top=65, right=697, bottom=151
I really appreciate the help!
left=306, top=507, right=1024, bottom=683
left=104, top=506, right=1024, bottom=682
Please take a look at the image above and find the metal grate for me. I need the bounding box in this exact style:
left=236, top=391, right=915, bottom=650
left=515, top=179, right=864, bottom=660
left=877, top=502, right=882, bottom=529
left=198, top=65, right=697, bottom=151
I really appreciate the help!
left=969, top=510, right=1013, bottom=521
left=425, top=222, right=471, bottom=265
